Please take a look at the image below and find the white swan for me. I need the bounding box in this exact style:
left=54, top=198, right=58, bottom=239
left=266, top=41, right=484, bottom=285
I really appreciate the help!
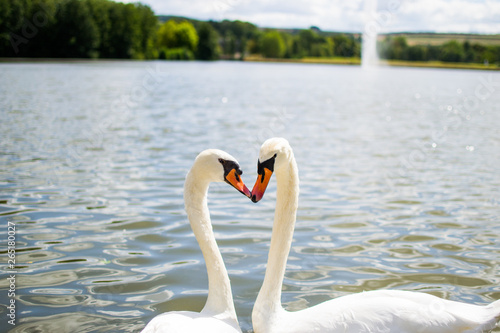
left=250, top=137, right=500, bottom=333
left=141, top=149, right=251, bottom=333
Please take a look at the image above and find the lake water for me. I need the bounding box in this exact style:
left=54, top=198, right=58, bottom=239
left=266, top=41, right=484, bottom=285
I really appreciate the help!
left=1, top=61, right=499, bottom=332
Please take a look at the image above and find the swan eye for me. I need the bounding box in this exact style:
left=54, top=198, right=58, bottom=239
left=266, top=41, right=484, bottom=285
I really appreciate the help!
left=257, top=154, right=276, bottom=178
left=218, top=158, right=224, bottom=164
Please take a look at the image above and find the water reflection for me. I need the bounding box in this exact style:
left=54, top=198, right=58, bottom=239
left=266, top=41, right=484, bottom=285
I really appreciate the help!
left=0, top=61, right=499, bottom=332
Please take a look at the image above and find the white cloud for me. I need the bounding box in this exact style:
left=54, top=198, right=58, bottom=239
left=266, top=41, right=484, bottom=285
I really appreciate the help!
left=384, top=0, right=500, bottom=33
left=118, top=0, right=500, bottom=33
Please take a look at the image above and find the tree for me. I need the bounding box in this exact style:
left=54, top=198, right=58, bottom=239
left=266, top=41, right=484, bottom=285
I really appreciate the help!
left=157, top=19, right=198, bottom=59
left=157, top=20, right=176, bottom=49
left=439, top=40, right=464, bottom=62
left=293, top=28, right=334, bottom=58
left=202, top=19, right=259, bottom=58
left=290, top=37, right=305, bottom=58
left=131, top=3, right=157, bottom=59
left=175, top=21, right=198, bottom=53
left=53, top=0, right=99, bottom=58
left=333, top=34, right=359, bottom=57
left=221, top=29, right=236, bottom=56
left=426, top=44, right=441, bottom=61
left=0, top=0, right=59, bottom=57
left=379, top=36, right=408, bottom=60
left=298, top=29, right=317, bottom=52
left=481, top=45, right=499, bottom=64
left=408, top=45, right=427, bottom=61
left=85, top=0, right=111, bottom=58
left=0, top=0, right=32, bottom=37
left=261, top=31, right=285, bottom=58
left=158, top=20, right=198, bottom=53
left=197, top=22, right=219, bottom=60
left=106, top=2, right=136, bottom=58
left=246, top=35, right=260, bottom=54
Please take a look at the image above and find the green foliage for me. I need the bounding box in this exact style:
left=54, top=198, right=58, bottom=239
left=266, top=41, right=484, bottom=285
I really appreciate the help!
left=85, top=0, right=111, bottom=57
left=176, top=21, right=198, bottom=52
left=0, top=0, right=29, bottom=33
left=53, top=0, right=99, bottom=58
left=158, top=20, right=198, bottom=53
left=133, top=3, right=158, bottom=59
left=0, top=0, right=157, bottom=58
left=210, top=19, right=259, bottom=57
left=378, top=35, right=499, bottom=64
left=298, top=29, right=317, bottom=51
left=158, top=47, right=194, bottom=60
left=310, top=38, right=333, bottom=57
left=408, top=45, right=427, bottom=61
left=158, top=21, right=176, bottom=49
left=332, top=34, right=359, bottom=57
left=261, top=31, right=285, bottom=58
left=439, top=40, right=464, bottom=62
left=289, top=29, right=334, bottom=58
left=197, top=22, right=219, bottom=60
left=246, top=37, right=260, bottom=54
left=0, top=0, right=57, bottom=57
left=379, top=36, right=408, bottom=60
left=106, top=3, right=142, bottom=59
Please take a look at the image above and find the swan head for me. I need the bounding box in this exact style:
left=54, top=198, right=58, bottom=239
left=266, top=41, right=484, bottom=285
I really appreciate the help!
left=251, top=138, right=292, bottom=203
left=193, top=149, right=252, bottom=198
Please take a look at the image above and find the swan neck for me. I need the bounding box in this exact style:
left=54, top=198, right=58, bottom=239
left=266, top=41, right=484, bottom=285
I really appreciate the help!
left=183, top=169, right=237, bottom=318
left=255, top=152, right=299, bottom=318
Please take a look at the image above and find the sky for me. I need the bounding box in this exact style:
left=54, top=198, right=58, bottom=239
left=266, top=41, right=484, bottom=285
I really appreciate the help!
left=119, top=0, right=500, bottom=34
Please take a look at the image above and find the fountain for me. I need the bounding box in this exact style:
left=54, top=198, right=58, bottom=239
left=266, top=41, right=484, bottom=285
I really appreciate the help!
left=362, top=0, right=379, bottom=68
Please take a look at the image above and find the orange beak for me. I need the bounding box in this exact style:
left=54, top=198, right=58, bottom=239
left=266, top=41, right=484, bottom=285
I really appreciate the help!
left=225, top=169, right=252, bottom=198
left=251, top=167, right=273, bottom=203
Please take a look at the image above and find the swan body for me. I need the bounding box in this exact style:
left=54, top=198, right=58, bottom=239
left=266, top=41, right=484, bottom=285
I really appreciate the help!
left=142, top=149, right=251, bottom=333
left=141, top=312, right=241, bottom=333
left=250, top=137, right=500, bottom=333
left=254, top=289, right=500, bottom=333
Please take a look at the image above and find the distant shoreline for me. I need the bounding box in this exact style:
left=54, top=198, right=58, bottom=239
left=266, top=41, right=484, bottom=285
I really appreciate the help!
left=379, top=59, right=499, bottom=71
left=1, top=56, right=498, bottom=71
left=243, top=56, right=500, bottom=71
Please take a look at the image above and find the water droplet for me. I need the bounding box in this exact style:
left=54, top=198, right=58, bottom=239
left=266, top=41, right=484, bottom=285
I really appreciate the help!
left=221, top=97, right=228, bottom=103
left=466, top=145, right=475, bottom=152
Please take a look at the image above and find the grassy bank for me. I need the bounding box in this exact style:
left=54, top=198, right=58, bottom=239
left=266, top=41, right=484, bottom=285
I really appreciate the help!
left=380, top=59, right=499, bottom=70
left=244, top=55, right=499, bottom=70
left=244, top=55, right=361, bottom=65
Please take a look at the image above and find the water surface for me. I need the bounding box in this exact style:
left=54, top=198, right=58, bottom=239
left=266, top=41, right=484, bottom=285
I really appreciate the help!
left=1, top=61, right=499, bottom=332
